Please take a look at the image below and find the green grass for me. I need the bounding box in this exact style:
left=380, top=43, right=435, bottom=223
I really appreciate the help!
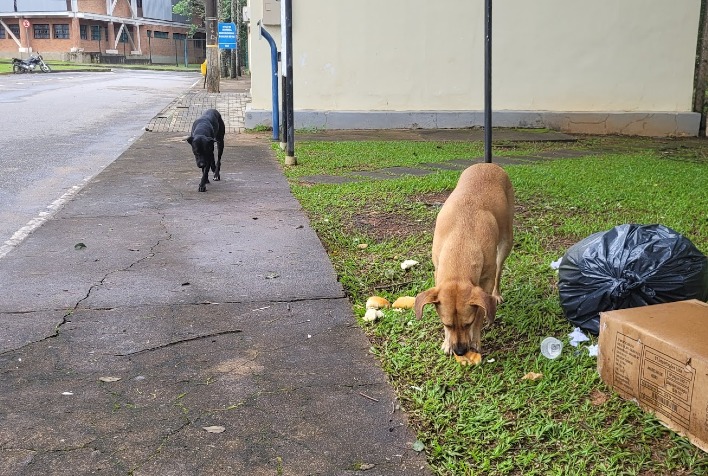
left=0, top=58, right=200, bottom=74
left=278, top=137, right=708, bottom=475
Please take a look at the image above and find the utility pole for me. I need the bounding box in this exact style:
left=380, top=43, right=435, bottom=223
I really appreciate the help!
left=205, top=0, right=220, bottom=93
left=484, top=0, right=492, bottom=163
left=693, top=0, right=708, bottom=137
left=283, top=0, right=295, bottom=165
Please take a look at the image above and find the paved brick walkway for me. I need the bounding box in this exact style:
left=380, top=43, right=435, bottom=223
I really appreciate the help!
left=146, top=77, right=250, bottom=133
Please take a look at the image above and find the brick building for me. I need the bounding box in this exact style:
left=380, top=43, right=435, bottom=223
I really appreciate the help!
left=0, top=0, right=205, bottom=65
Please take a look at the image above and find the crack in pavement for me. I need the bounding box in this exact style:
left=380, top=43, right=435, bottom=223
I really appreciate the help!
left=128, top=416, right=191, bottom=474
left=74, top=212, right=173, bottom=312
left=0, top=217, right=172, bottom=357
left=113, top=329, right=243, bottom=357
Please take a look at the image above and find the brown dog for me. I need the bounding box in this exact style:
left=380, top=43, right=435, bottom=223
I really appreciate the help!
left=414, top=163, right=514, bottom=359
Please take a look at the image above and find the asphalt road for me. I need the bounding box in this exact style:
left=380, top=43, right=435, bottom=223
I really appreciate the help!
left=0, top=69, right=200, bottom=258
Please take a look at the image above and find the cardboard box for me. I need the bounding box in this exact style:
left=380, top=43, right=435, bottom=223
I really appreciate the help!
left=598, top=299, right=708, bottom=453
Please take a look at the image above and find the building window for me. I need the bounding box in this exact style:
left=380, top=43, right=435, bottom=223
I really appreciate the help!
left=33, top=24, right=50, bottom=39
left=9, top=24, right=20, bottom=37
left=80, top=25, right=87, bottom=40
left=90, top=25, right=106, bottom=41
left=118, top=29, right=129, bottom=43
left=154, top=31, right=168, bottom=39
left=136, top=0, right=142, bottom=7
left=0, top=27, right=5, bottom=39
left=54, top=24, right=70, bottom=39
left=174, top=33, right=186, bottom=40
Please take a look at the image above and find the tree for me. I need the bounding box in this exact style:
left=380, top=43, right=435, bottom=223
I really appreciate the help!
left=173, top=0, right=247, bottom=79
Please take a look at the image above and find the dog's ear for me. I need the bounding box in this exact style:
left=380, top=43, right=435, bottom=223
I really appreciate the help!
left=468, top=288, right=497, bottom=325
left=414, top=288, right=438, bottom=319
left=186, top=136, right=194, bottom=144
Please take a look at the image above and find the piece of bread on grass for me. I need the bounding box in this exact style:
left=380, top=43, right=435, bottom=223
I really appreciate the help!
left=454, top=351, right=482, bottom=366
left=366, top=296, right=390, bottom=309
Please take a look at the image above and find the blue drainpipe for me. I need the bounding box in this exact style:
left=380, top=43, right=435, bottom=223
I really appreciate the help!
left=258, top=21, right=280, bottom=141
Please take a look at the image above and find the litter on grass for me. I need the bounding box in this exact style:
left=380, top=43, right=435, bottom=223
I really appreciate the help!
left=363, top=308, right=383, bottom=322
left=540, top=336, right=563, bottom=359
left=400, top=259, right=419, bottom=270
left=568, top=327, right=590, bottom=347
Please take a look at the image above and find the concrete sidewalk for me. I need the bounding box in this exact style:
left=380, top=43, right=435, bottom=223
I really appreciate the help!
left=0, top=77, right=430, bottom=475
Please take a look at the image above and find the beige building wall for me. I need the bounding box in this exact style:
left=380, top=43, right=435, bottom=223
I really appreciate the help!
left=246, top=0, right=702, bottom=136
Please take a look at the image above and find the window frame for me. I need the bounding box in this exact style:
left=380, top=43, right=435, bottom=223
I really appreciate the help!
left=33, top=24, right=50, bottom=39
left=53, top=24, right=70, bottom=40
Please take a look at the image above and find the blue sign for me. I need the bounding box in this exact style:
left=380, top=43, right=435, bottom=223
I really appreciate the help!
left=218, top=22, right=237, bottom=49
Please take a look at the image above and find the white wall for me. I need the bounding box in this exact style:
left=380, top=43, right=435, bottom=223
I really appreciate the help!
left=246, top=0, right=702, bottom=135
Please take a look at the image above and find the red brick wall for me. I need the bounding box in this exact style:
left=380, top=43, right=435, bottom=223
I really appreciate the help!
left=112, top=0, right=132, bottom=19
left=1, top=1, right=204, bottom=63
left=78, top=0, right=107, bottom=15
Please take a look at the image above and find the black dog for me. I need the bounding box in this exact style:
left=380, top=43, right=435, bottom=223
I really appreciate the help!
left=187, top=109, right=225, bottom=192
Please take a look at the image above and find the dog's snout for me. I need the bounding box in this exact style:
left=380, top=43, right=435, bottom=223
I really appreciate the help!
left=452, top=344, right=468, bottom=356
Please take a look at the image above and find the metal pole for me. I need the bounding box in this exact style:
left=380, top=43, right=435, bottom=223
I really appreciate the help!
left=284, top=0, right=296, bottom=165
left=259, top=22, right=280, bottom=142
left=281, top=74, right=287, bottom=150
left=484, top=0, right=492, bottom=163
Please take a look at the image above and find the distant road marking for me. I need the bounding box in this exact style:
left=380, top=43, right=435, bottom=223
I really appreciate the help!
left=0, top=178, right=90, bottom=260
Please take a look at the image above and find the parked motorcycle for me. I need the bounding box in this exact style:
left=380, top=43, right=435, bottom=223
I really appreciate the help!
left=12, top=53, right=51, bottom=74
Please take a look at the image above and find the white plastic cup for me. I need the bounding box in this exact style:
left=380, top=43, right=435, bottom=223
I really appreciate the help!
left=540, top=337, right=563, bottom=359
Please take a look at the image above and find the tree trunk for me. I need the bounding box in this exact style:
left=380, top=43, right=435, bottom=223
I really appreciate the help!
left=205, top=0, right=220, bottom=93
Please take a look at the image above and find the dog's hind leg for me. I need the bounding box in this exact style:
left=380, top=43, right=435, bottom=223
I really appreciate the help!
left=214, top=139, right=224, bottom=181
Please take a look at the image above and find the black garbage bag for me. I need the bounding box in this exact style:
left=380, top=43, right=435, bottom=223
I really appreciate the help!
left=558, top=224, right=708, bottom=335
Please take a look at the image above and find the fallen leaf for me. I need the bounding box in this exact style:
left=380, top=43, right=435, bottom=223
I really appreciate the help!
left=99, top=377, right=121, bottom=383
left=521, top=371, right=543, bottom=381
left=412, top=440, right=425, bottom=452
left=202, top=426, right=226, bottom=433
left=359, top=463, right=375, bottom=470
left=357, top=243, right=369, bottom=249
left=74, top=242, right=86, bottom=250
left=590, top=389, right=609, bottom=406
left=265, top=273, right=280, bottom=279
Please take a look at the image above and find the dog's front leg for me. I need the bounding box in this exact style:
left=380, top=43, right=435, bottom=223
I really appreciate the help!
left=441, top=328, right=453, bottom=355
left=470, top=318, right=483, bottom=355
left=198, top=166, right=209, bottom=192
